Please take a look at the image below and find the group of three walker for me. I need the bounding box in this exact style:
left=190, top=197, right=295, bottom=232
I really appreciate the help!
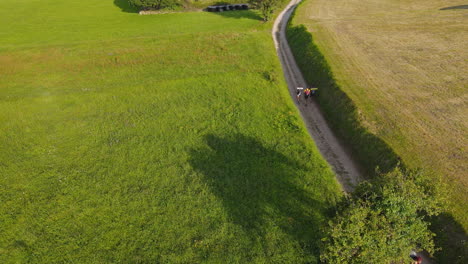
left=296, top=87, right=318, bottom=105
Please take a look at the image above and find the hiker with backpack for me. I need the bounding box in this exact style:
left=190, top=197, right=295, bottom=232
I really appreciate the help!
left=304, top=88, right=311, bottom=105
left=310, top=87, right=318, bottom=96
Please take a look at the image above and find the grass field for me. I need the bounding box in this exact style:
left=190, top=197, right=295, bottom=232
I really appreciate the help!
left=288, top=0, right=467, bottom=261
left=0, top=0, right=343, bottom=262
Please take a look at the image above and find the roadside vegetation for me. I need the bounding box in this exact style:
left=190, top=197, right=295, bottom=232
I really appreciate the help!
left=0, top=0, right=341, bottom=262
left=255, top=0, right=278, bottom=21
left=320, top=168, right=446, bottom=263
left=128, top=0, right=183, bottom=10
left=127, top=0, right=281, bottom=21
left=287, top=0, right=467, bottom=262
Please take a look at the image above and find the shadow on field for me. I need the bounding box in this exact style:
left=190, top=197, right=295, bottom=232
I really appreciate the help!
left=440, top=5, right=468, bottom=10
left=114, top=0, right=139, bottom=13
left=210, top=10, right=263, bottom=21
left=189, top=134, right=327, bottom=255
left=286, top=24, right=401, bottom=176
left=431, top=213, right=468, bottom=263
left=286, top=13, right=468, bottom=264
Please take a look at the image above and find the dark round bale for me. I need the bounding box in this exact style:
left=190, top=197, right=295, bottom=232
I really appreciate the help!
left=228, top=5, right=234, bottom=10
left=207, top=6, right=215, bottom=12
left=241, top=4, right=248, bottom=10
left=234, top=4, right=242, bottom=10
left=215, top=6, right=222, bottom=12
left=222, top=5, right=228, bottom=11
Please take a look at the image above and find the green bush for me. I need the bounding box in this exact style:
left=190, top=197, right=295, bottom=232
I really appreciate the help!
left=320, top=168, right=446, bottom=263
left=127, top=0, right=182, bottom=10
left=259, top=0, right=277, bottom=21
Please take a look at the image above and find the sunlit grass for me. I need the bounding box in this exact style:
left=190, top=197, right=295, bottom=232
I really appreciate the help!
left=0, top=0, right=341, bottom=262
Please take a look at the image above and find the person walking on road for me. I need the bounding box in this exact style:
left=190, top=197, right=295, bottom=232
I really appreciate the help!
left=296, top=87, right=303, bottom=104
left=310, top=87, right=318, bottom=96
left=304, top=88, right=311, bottom=105
left=410, top=251, right=422, bottom=264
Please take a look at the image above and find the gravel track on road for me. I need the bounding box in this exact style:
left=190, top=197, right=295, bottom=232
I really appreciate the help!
left=272, top=0, right=363, bottom=192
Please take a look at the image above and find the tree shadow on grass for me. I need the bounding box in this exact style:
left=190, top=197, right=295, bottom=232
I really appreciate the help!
left=286, top=17, right=468, bottom=264
left=431, top=213, right=468, bottom=263
left=114, top=0, right=139, bottom=13
left=188, top=134, right=329, bottom=257
left=286, top=24, right=401, bottom=176
left=440, top=5, right=468, bottom=10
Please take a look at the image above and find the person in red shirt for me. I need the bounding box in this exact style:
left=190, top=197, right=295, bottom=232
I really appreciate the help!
left=304, top=88, right=311, bottom=105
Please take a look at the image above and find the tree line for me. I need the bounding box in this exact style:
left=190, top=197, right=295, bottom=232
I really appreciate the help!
left=127, top=0, right=279, bottom=21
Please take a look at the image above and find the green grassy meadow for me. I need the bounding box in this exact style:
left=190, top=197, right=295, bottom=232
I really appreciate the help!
left=0, top=0, right=342, bottom=262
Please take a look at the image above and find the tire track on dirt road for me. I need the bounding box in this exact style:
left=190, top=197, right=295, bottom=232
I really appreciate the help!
left=272, top=0, right=362, bottom=192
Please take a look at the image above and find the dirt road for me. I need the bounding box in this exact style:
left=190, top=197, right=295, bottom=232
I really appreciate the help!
left=272, top=1, right=433, bottom=262
left=272, top=0, right=363, bottom=192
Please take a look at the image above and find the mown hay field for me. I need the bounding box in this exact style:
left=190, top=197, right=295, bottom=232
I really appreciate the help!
left=290, top=0, right=467, bottom=261
left=0, top=0, right=341, bottom=262
left=288, top=0, right=468, bottom=263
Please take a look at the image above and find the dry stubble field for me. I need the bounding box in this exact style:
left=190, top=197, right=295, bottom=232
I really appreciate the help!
left=294, top=0, right=467, bottom=229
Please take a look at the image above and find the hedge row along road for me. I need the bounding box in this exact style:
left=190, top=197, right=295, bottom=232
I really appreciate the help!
left=271, top=0, right=435, bottom=262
